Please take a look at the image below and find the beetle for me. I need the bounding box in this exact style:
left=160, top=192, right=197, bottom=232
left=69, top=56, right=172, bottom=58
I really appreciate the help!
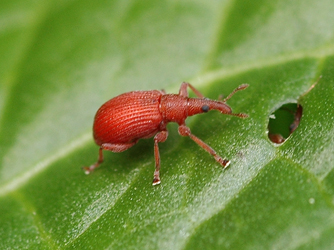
left=83, top=82, right=248, bottom=185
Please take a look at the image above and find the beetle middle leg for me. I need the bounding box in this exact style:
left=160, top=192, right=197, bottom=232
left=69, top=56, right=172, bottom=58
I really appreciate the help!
left=153, top=130, right=168, bottom=185
left=178, top=124, right=230, bottom=168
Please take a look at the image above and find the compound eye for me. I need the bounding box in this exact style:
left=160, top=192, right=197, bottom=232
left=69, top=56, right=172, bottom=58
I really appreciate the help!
left=201, top=105, right=210, bottom=112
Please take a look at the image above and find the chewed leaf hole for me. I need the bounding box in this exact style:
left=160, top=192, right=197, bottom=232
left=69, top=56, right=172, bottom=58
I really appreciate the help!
left=268, top=103, right=303, bottom=144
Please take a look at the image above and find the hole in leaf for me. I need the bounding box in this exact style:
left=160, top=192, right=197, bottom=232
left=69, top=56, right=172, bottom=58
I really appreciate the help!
left=268, top=103, right=303, bottom=144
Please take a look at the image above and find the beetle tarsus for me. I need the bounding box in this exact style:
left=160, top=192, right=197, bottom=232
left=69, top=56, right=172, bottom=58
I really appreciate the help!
left=222, top=159, right=231, bottom=169
left=82, top=165, right=96, bottom=174
left=153, top=170, right=161, bottom=185
left=152, top=177, right=161, bottom=186
left=214, top=155, right=230, bottom=168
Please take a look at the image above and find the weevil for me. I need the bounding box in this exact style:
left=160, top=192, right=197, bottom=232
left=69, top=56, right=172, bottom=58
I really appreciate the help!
left=83, top=82, right=248, bottom=185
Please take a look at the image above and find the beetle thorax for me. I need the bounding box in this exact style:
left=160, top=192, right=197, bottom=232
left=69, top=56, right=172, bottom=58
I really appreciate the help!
left=160, top=94, right=188, bottom=124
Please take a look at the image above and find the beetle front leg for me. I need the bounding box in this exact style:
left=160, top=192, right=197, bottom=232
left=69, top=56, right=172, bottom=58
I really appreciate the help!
left=153, top=130, right=168, bottom=185
left=178, top=125, right=230, bottom=168
left=179, top=82, right=205, bottom=98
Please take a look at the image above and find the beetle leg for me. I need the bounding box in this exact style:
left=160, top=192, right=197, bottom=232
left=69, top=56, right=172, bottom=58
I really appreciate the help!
left=153, top=130, right=168, bottom=185
left=178, top=125, right=230, bottom=168
left=102, top=142, right=137, bottom=152
left=179, top=82, right=205, bottom=98
left=83, top=142, right=136, bottom=174
left=83, top=146, right=104, bottom=174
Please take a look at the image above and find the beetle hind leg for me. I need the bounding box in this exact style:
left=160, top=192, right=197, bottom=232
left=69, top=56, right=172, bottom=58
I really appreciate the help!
left=83, top=142, right=136, bottom=174
left=83, top=146, right=104, bottom=174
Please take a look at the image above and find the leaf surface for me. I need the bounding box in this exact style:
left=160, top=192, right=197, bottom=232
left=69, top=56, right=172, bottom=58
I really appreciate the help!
left=1, top=0, right=334, bottom=249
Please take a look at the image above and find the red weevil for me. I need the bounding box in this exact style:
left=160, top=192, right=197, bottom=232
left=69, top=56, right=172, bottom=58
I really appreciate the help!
left=83, top=82, right=248, bottom=185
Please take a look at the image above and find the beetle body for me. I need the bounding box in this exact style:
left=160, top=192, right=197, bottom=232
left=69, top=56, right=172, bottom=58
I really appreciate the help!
left=84, top=82, right=248, bottom=185
left=93, top=90, right=164, bottom=147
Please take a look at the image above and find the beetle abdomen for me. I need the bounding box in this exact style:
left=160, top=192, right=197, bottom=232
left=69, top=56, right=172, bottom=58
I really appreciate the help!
left=93, top=90, right=163, bottom=145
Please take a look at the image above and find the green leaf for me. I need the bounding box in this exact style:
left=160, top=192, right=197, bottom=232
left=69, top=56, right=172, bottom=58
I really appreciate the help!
left=1, top=0, right=334, bottom=249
